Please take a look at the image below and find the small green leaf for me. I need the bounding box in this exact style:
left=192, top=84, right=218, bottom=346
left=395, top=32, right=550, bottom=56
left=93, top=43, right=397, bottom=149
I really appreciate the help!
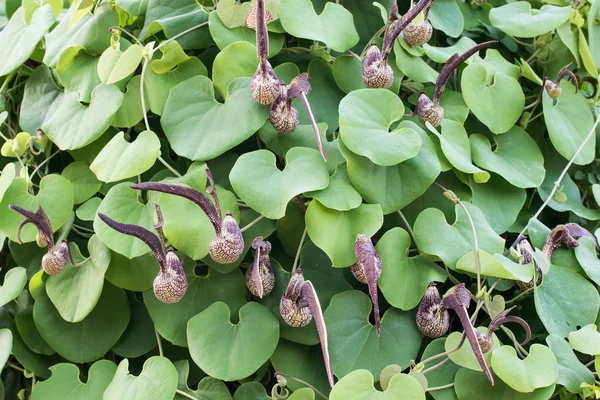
left=394, top=41, right=438, bottom=84
left=103, top=357, right=178, bottom=400
left=0, top=329, right=12, bottom=371
left=457, top=250, right=534, bottom=281
left=446, top=329, right=500, bottom=372
left=329, top=369, right=425, bottom=400
left=305, top=163, right=362, bottom=211
left=454, top=368, right=556, bottom=399
left=174, top=360, right=233, bottom=399
left=568, top=324, right=600, bottom=356
left=56, top=46, right=102, bottom=103
left=76, top=197, right=102, bottom=221
left=0, top=267, right=27, bottom=308
left=151, top=40, right=189, bottom=74
left=489, top=3, right=571, bottom=38
left=62, top=161, right=102, bottom=205
left=216, top=0, right=253, bottom=28
left=97, top=44, right=143, bottom=84
left=491, top=344, right=558, bottom=393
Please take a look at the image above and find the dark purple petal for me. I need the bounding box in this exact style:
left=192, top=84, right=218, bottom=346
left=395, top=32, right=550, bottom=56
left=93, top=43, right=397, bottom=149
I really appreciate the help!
left=251, top=243, right=264, bottom=298
left=296, top=90, right=326, bottom=162
left=353, top=234, right=382, bottom=335
left=382, top=0, right=433, bottom=62
left=9, top=204, right=54, bottom=249
left=487, top=305, right=531, bottom=346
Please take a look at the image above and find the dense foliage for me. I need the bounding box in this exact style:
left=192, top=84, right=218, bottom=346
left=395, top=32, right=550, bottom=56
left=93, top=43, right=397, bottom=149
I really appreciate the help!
left=0, top=0, right=599, bottom=398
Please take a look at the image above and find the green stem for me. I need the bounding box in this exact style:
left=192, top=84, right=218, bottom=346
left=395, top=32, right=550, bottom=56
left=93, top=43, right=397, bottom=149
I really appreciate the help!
left=0, top=72, right=16, bottom=93
left=155, top=327, right=164, bottom=357
left=240, top=215, right=264, bottom=233
left=175, top=389, right=199, bottom=400
left=30, top=151, right=60, bottom=179
left=108, top=26, right=143, bottom=46
left=292, top=227, right=307, bottom=274
left=421, top=356, right=450, bottom=374
left=428, top=383, right=454, bottom=392
left=157, top=156, right=182, bottom=177
left=397, top=210, right=419, bottom=253
left=360, top=26, right=385, bottom=58
left=275, top=372, right=329, bottom=400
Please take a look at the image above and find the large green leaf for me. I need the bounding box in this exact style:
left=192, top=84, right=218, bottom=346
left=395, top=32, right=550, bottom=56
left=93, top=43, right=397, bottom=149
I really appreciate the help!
left=489, top=3, right=571, bottom=38
left=31, top=360, right=117, bottom=400
left=90, top=130, right=161, bottom=183
left=56, top=46, right=102, bottom=103
left=339, top=89, right=421, bottom=166
left=16, top=307, right=54, bottom=356
left=324, top=291, right=422, bottom=380
left=429, top=0, right=463, bottom=38
left=279, top=0, right=359, bottom=52
left=211, top=41, right=258, bottom=99
left=145, top=268, right=247, bottom=347
left=376, top=228, right=446, bottom=310
left=394, top=41, right=439, bottom=84
left=547, top=334, right=595, bottom=394
left=329, top=370, right=425, bottom=400
left=534, top=265, right=600, bottom=337
left=461, top=63, right=524, bottom=134
left=112, top=76, right=148, bottom=128
left=454, top=368, right=556, bottom=400
left=542, top=82, right=595, bottom=166
left=306, top=201, right=383, bottom=267
left=19, top=65, right=64, bottom=134
left=340, top=122, right=441, bottom=214
left=470, top=126, right=545, bottom=189
left=42, top=84, right=124, bottom=150
left=413, top=203, right=505, bottom=269
left=45, top=235, right=111, bottom=323
left=491, top=344, right=558, bottom=393
left=187, top=301, right=279, bottom=381
left=230, top=148, right=329, bottom=220
left=103, top=357, right=178, bottom=400
left=34, top=282, right=130, bottom=363
left=0, top=5, right=55, bottom=77
left=97, top=44, right=143, bottom=85
left=105, top=252, right=158, bottom=292
left=162, top=76, right=268, bottom=161
left=0, top=174, right=74, bottom=243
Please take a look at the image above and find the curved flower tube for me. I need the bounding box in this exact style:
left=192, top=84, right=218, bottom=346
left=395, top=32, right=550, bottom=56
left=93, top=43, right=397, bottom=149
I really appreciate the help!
left=350, top=234, right=382, bottom=336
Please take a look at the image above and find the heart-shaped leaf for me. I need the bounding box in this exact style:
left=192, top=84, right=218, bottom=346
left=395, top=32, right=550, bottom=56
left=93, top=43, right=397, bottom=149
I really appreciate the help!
left=547, top=334, right=595, bottom=394
left=454, top=368, right=556, bottom=400
left=34, top=282, right=130, bottom=363
left=211, top=41, right=258, bottom=99
left=112, top=76, right=148, bottom=128
left=145, top=268, right=247, bottom=347
left=56, top=44, right=103, bottom=104
left=19, top=66, right=64, bottom=134
left=0, top=267, right=27, bottom=308
left=457, top=250, right=534, bottom=281
left=470, top=126, right=545, bottom=189
left=0, top=6, right=55, bottom=77
left=324, top=290, right=422, bottom=380
left=376, top=228, right=446, bottom=310
left=573, top=237, right=600, bottom=285
left=187, top=301, right=279, bottom=381
left=542, top=82, right=595, bottom=166
left=215, top=0, right=253, bottom=28
left=46, top=235, right=111, bottom=323
left=230, top=147, right=329, bottom=220
left=151, top=40, right=190, bottom=74
left=329, top=369, right=425, bottom=400
left=568, top=324, right=600, bottom=356
left=306, top=201, right=383, bottom=267
left=103, top=357, right=178, bottom=400
left=234, top=382, right=270, bottom=399
left=174, top=360, right=233, bottom=399
left=446, top=329, right=501, bottom=372
left=429, top=0, right=464, bottom=38
left=414, top=203, right=505, bottom=269
left=42, top=84, right=124, bottom=150
left=16, top=307, right=54, bottom=356
left=339, top=123, right=441, bottom=214
left=492, top=344, right=558, bottom=393
left=534, top=265, right=600, bottom=337
left=62, top=161, right=102, bottom=205
left=0, top=174, right=74, bottom=243
left=461, top=63, right=525, bottom=134
left=162, top=76, right=268, bottom=161
left=489, top=3, right=571, bottom=38
left=90, top=130, right=161, bottom=183
left=339, top=89, right=421, bottom=166
left=97, top=44, right=143, bottom=84
left=304, top=163, right=362, bottom=211
left=279, top=0, right=359, bottom=52
left=31, top=360, right=117, bottom=400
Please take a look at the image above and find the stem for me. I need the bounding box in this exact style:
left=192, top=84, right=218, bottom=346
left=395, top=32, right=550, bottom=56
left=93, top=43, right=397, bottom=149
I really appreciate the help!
left=428, top=383, right=454, bottom=392
left=30, top=151, right=60, bottom=179
left=500, top=325, right=529, bottom=357
left=157, top=156, right=182, bottom=177
left=526, top=48, right=541, bottom=64
left=509, top=109, right=600, bottom=251
left=175, top=389, right=199, bottom=400
left=108, top=26, right=143, bottom=46
left=292, top=227, right=307, bottom=273
left=421, top=356, right=450, bottom=374
left=419, top=334, right=466, bottom=366
left=505, top=287, right=534, bottom=305
left=155, top=327, right=164, bottom=357
left=0, top=72, right=16, bottom=93
left=240, top=214, right=264, bottom=233
left=154, top=21, right=209, bottom=53
left=397, top=210, right=419, bottom=252
left=275, top=372, right=329, bottom=400
left=7, top=362, right=24, bottom=372
left=585, top=359, right=595, bottom=368
left=360, top=26, right=385, bottom=57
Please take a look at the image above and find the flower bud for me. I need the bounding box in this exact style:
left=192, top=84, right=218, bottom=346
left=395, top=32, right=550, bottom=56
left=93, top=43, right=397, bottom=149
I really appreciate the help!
left=210, top=212, right=245, bottom=264
left=362, top=43, right=393, bottom=89
left=416, top=282, right=450, bottom=338
left=416, top=92, right=444, bottom=127
left=153, top=249, right=188, bottom=304
left=403, top=21, right=432, bottom=47
left=42, top=241, right=69, bottom=275
left=246, top=237, right=274, bottom=298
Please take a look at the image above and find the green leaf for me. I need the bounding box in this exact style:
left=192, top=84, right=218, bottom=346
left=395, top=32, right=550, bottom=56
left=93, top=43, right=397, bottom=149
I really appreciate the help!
left=145, top=268, right=247, bottom=347
left=491, top=344, right=558, bottom=393
left=325, top=291, right=422, bottom=380
left=457, top=250, right=534, bottom=281
left=56, top=46, right=102, bottom=103
left=420, top=338, right=460, bottom=400
left=330, top=369, right=425, bottom=400
left=454, top=368, right=556, bottom=400
left=288, top=388, right=315, bottom=400
left=151, top=40, right=189, bottom=74
left=234, top=382, right=270, bottom=400
left=45, top=235, right=111, bottom=323
left=31, top=360, right=117, bottom=400
left=230, top=148, right=329, bottom=220
left=394, top=41, right=439, bottom=84
left=97, top=44, right=143, bottom=84
left=429, top=0, right=464, bottom=38
left=339, top=89, right=421, bottom=166
left=0, top=267, right=26, bottom=308
left=534, top=265, right=600, bottom=337
left=34, top=282, right=130, bottom=363
left=112, top=76, right=148, bottom=128
left=542, top=82, right=596, bottom=166
left=306, top=201, right=383, bottom=267
left=62, top=161, right=102, bottom=205
left=568, top=324, right=600, bottom=356
left=446, top=328, right=501, bottom=372
left=461, top=63, right=525, bottom=134
left=305, top=163, right=362, bottom=211
left=0, top=174, right=74, bottom=243
left=112, top=297, right=157, bottom=358
left=23, top=0, right=61, bottom=23
left=187, top=301, right=279, bottom=381
left=424, top=37, right=479, bottom=64
left=428, top=120, right=490, bottom=183
left=470, top=126, right=545, bottom=189
left=547, top=334, right=595, bottom=394
left=90, top=130, right=161, bottom=183
left=376, top=228, right=446, bottom=310
left=103, top=357, right=178, bottom=400
left=0, top=329, right=11, bottom=371
left=279, top=0, right=359, bottom=52
left=93, top=182, right=155, bottom=259
left=42, top=84, right=124, bottom=150
left=573, top=237, right=600, bottom=285
left=15, top=308, right=54, bottom=355
left=19, top=66, right=64, bottom=134
left=104, top=251, right=158, bottom=291
left=162, top=76, right=268, bottom=161
left=489, top=3, right=571, bottom=38
left=43, top=3, right=119, bottom=67
left=211, top=41, right=258, bottom=99
left=215, top=0, right=253, bottom=28
left=414, top=203, right=505, bottom=269
left=0, top=6, right=55, bottom=77
left=340, top=122, right=441, bottom=214
left=174, top=360, right=233, bottom=400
